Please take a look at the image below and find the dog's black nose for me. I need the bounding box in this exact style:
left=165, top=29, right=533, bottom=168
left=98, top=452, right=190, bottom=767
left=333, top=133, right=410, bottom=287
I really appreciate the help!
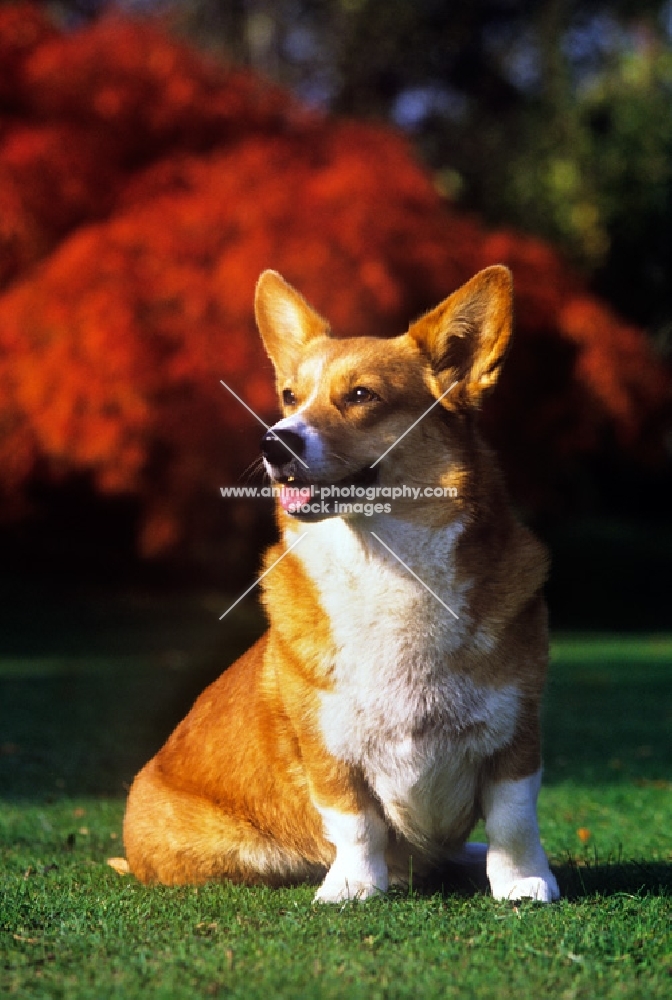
left=260, top=428, right=305, bottom=466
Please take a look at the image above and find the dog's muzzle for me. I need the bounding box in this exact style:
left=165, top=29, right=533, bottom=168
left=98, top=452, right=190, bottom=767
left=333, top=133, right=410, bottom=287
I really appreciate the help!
left=260, top=428, right=306, bottom=470
left=260, top=428, right=378, bottom=521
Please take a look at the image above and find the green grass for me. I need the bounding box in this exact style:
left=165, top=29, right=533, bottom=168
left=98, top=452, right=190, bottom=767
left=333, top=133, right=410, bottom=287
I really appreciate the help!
left=1, top=607, right=671, bottom=999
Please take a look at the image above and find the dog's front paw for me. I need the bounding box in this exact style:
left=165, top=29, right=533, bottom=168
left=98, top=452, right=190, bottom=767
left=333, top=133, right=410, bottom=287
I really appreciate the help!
left=314, top=878, right=385, bottom=903
left=314, top=860, right=388, bottom=903
left=492, top=873, right=560, bottom=902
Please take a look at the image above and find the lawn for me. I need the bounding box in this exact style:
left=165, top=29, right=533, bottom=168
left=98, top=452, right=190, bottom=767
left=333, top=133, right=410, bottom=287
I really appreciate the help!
left=1, top=591, right=670, bottom=999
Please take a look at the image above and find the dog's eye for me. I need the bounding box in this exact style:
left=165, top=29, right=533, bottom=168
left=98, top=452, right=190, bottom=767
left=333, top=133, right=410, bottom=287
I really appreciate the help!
left=345, top=386, right=380, bottom=405
left=282, top=388, right=296, bottom=407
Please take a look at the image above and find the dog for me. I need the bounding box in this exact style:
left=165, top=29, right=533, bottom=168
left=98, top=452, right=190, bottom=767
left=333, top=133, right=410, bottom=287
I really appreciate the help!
left=123, top=265, right=560, bottom=903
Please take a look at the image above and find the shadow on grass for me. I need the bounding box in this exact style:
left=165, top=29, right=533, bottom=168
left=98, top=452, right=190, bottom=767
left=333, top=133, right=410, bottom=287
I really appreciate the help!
left=553, top=858, right=672, bottom=899
left=0, top=597, right=265, bottom=800
left=543, top=634, right=672, bottom=787
left=419, top=856, right=672, bottom=901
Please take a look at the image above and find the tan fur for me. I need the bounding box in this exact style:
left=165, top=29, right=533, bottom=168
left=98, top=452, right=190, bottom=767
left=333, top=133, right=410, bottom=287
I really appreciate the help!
left=124, top=266, right=558, bottom=901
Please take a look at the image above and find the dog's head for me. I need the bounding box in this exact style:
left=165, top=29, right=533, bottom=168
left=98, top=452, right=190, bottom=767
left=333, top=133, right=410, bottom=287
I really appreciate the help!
left=255, top=266, right=512, bottom=520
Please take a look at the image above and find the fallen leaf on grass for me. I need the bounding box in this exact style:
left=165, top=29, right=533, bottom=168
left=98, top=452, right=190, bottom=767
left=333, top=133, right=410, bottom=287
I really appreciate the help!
left=106, top=857, right=130, bottom=875
left=577, top=827, right=591, bottom=843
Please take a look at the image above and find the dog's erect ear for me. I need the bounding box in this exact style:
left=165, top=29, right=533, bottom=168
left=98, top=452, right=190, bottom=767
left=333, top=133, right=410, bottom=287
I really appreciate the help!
left=407, top=265, right=513, bottom=406
left=255, top=271, right=329, bottom=373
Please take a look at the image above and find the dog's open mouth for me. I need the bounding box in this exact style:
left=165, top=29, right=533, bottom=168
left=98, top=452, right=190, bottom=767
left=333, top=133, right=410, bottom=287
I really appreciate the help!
left=275, top=465, right=378, bottom=520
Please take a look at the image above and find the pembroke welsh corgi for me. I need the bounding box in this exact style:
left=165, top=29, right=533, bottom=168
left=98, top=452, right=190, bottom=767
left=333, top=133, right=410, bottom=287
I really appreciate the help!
left=124, top=266, right=560, bottom=903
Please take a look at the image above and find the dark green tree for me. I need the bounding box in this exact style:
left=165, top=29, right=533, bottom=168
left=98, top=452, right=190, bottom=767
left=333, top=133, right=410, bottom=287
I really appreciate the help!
left=156, top=0, right=672, bottom=336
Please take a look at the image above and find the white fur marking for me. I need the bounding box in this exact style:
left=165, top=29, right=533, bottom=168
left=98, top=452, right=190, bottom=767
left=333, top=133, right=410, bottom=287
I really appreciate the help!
left=483, top=769, right=559, bottom=902
left=291, top=517, right=522, bottom=856
left=314, top=807, right=388, bottom=903
left=370, top=530, right=459, bottom=619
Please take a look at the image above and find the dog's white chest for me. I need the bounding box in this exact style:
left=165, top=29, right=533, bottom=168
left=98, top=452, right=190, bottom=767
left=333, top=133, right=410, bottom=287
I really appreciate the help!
left=292, top=518, right=520, bottom=848
left=320, top=658, right=519, bottom=849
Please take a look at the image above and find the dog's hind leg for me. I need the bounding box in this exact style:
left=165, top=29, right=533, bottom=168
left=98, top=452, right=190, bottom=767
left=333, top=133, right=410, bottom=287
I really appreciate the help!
left=123, top=758, right=323, bottom=886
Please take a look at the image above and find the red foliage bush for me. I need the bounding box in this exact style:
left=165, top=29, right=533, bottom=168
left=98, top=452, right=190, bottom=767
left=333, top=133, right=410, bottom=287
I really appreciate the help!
left=0, top=5, right=668, bottom=555
left=0, top=1, right=58, bottom=104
